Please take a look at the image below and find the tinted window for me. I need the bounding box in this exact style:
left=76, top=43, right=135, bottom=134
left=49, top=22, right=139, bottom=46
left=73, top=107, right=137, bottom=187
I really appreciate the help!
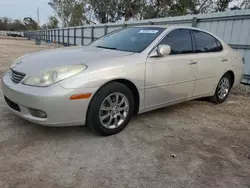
left=159, top=29, right=193, bottom=54
left=90, top=27, right=165, bottom=53
left=216, top=40, right=223, bottom=51
left=192, top=30, right=223, bottom=53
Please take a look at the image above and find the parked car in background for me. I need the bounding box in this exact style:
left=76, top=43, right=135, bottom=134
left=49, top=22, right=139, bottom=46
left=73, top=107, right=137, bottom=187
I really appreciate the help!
left=6, top=32, right=23, bottom=37
left=2, top=26, right=244, bottom=136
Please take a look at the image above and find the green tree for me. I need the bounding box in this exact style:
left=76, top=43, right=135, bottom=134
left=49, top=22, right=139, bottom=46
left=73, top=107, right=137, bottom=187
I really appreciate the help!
left=48, top=0, right=247, bottom=26
left=119, top=0, right=144, bottom=21
left=139, top=0, right=235, bottom=19
left=88, top=0, right=123, bottom=23
left=23, top=17, right=39, bottom=30
left=139, top=0, right=171, bottom=19
left=168, top=0, right=195, bottom=16
left=70, top=2, right=86, bottom=26
left=241, top=0, right=250, bottom=9
left=49, top=0, right=73, bottom=27
left=214, top=0, right=233, bottom=12
left=48, top=0, right=87, bottom=27
left=0, top=17, right=10, bottom=30
left=43, top=16, right=59, bottom=29
left=0, top=17, right=29, bottom=31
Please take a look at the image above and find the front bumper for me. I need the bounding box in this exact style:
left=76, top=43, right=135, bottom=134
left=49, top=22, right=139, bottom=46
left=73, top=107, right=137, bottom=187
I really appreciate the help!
left=2, top=73, right=98, bottom=127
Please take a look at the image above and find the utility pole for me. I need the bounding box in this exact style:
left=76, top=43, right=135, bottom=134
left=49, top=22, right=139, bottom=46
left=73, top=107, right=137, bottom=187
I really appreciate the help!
left=37, top=7, right=40, bottom=29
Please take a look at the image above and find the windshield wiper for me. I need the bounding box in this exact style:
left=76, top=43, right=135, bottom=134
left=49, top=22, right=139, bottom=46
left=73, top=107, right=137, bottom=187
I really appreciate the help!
left=96, top=46, right=117, bottom=50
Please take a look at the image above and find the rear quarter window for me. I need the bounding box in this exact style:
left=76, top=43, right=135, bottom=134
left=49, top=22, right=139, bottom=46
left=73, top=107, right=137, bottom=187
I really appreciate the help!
left=192, top=30, right=223, bottom=53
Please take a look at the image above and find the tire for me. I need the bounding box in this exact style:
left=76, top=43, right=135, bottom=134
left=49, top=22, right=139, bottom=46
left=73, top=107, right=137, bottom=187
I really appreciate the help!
left=210, top=73, right=232, bottom=104
left=87, top=82, right=135, bottom=136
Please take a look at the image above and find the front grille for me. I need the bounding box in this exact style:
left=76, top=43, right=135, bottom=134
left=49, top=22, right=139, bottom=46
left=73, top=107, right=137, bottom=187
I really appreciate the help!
left=10, top=69, right=26, bottom=83
left=4, top=96, right=21, bottom=112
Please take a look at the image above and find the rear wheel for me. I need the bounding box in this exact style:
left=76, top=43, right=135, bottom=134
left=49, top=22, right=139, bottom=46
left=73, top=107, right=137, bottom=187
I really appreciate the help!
left=87, top=82, right=135, bottom=136
left=210, top=73, right=232, bottom=104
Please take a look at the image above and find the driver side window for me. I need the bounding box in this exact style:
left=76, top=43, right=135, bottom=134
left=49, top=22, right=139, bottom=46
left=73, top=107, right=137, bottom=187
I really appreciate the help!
left=159, top=29, right=193, bottom=55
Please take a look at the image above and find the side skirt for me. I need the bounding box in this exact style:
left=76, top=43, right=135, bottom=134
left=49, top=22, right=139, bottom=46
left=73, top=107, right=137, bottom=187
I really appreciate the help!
left=138, top=93, right=214, bottom=115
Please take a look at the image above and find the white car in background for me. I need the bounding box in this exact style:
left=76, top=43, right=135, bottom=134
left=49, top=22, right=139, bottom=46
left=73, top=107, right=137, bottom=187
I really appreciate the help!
left=2, top=26, right=244, bottom=136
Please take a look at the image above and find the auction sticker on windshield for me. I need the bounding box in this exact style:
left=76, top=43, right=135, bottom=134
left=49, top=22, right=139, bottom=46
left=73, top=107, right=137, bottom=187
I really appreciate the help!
left=138, top=30, right=159, bottom=34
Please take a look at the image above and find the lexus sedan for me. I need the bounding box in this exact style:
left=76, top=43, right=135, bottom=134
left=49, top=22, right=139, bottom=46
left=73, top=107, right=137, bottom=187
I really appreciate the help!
left=2, top=26, right=244, bottom=136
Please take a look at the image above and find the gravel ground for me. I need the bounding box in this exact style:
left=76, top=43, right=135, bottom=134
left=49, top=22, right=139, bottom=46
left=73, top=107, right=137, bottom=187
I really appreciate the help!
left=0, top=38, right=250, bottom=188
left=232, top=84, right=250, bottom=97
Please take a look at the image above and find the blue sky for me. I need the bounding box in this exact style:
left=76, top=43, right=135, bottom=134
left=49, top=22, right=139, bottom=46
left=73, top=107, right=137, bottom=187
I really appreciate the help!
left=0, top=0, right=53, bottom=24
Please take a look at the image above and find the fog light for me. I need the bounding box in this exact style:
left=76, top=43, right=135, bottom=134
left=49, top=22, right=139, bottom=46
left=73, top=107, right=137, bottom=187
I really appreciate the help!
left=28, top=108, right=47, bottom=118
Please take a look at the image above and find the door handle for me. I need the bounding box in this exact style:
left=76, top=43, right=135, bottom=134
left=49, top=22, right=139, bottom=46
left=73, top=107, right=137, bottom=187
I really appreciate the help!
left=221, top=58, right=228, bottom=62
left=189, top=61, right=197, bottom=65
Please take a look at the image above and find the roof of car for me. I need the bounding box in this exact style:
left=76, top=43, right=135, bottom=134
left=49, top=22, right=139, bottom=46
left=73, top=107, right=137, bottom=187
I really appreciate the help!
left=133, top=25, right=227, bottom=44
left=135, top=25, right=196, bottom=30
left=134, top=25, right=218, bottom=36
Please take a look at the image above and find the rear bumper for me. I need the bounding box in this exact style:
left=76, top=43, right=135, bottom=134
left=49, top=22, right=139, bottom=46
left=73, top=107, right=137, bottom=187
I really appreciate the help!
left=2, top=72, right=98, bottom=127
left=241, top=74, right=250, bottom=85
left=232, top=65, right=244, bottom=87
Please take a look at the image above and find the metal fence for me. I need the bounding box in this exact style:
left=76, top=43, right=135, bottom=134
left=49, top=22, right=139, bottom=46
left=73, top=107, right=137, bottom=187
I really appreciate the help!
left=24, top=9, right=250, bottom=84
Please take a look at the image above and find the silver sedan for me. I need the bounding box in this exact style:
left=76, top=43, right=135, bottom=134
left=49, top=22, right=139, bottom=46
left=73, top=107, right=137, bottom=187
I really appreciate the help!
left=2, top=26, right=244, bottom=135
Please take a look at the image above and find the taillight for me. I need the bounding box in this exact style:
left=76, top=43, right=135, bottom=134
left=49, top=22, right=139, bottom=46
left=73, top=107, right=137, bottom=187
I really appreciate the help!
left=242, top=57, right=245, bottom=64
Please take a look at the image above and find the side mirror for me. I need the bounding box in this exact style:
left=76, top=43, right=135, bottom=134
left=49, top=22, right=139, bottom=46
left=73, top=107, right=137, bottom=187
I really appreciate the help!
left=150, top=45, right=171, bottom=57
left=157, top=45, right=171, bottom=56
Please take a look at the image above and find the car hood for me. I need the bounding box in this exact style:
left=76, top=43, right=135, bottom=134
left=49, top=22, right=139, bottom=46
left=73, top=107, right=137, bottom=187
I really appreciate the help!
left=10, top=46, right=134, bottom=74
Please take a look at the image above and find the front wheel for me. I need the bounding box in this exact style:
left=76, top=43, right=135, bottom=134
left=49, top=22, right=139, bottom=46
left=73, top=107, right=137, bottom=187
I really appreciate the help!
left=87, top=82, right=135, bottom=136
left=210, top=73, right=232, bottom=104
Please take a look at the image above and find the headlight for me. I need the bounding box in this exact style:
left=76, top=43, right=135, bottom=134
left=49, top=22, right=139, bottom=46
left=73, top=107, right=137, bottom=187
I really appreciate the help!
left=22, top=65, right=87, bottom=87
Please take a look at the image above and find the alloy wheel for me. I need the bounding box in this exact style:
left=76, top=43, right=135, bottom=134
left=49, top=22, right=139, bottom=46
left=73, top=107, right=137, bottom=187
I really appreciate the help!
left=217, top=77, right=230, bottom=100
left=99, top=92, right=129, bottom=129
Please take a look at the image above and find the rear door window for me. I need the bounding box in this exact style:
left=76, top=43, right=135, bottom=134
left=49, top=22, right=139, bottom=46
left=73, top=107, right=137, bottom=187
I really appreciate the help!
left=192, top=30, right=223, bottom=53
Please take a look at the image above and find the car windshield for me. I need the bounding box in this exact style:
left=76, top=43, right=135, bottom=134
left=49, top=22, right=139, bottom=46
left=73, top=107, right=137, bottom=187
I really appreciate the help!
left=89, top=27, right=165, bottom=53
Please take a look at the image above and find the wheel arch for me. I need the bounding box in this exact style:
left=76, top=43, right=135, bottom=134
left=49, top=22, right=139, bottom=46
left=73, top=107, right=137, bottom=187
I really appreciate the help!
left=88, top=79, right=140, bottom=116
left=112, top=79, right=140, bottom=115
left=225, top=70, right=235, bottom=87
left=212, top=70, right=235, bottom=95
left=210, top=70, right=235, bottom=104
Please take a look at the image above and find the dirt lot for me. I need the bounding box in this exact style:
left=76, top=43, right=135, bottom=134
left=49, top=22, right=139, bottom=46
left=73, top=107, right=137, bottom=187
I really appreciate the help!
left=0, top=38, right=250, bottom=188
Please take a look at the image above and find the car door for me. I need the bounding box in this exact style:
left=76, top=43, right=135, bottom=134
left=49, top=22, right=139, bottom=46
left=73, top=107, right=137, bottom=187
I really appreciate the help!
left=145, top=29, right=197, bottom=108
left=191, top=30, right=227, bottom=97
